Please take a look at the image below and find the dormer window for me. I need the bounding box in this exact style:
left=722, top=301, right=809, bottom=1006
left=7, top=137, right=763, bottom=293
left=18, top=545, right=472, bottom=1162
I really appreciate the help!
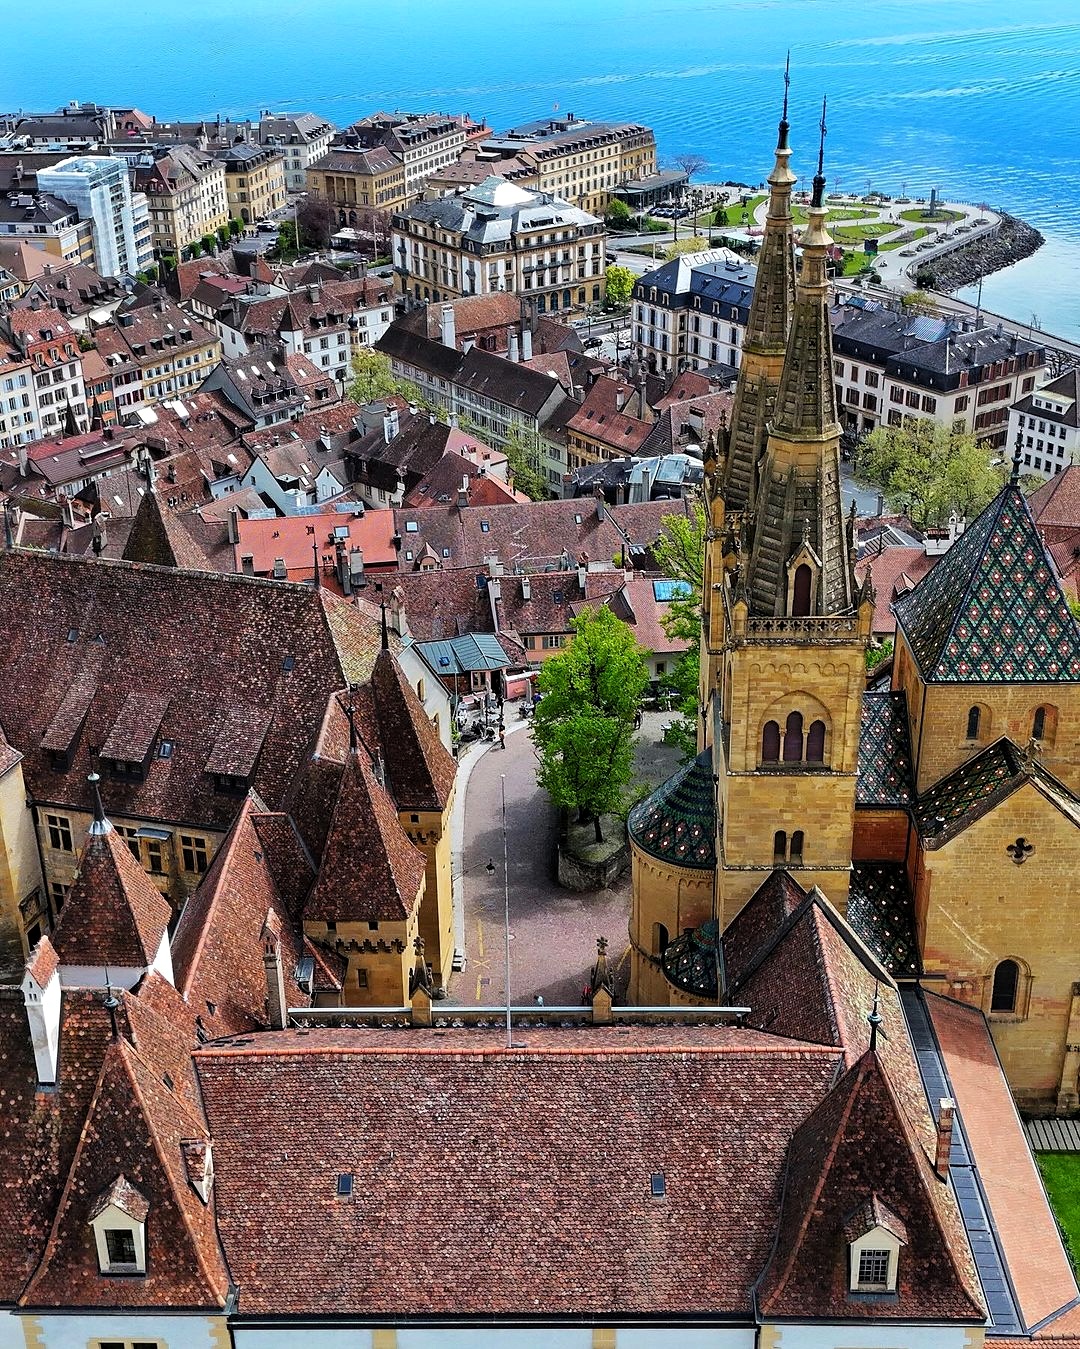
left=845, top=1195, right=906, bottom=1295
left=856, top=1247, right=892, bottom=1289
left=90, top=1175, right=148, bottom=1276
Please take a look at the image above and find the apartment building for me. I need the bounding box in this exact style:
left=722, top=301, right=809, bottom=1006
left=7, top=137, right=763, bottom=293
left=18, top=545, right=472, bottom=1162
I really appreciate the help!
left=0, top=343, right=44, bottom=447
left=0, top=186, right=95, bottom=266
left=134, top=145, right=229, bottom=254
left=306, top=146, right=409, bottom=219
left=216, top=142, right=287, bottom=224
left=830, top=298, right=1047, bottom=448
left=1008, top=368, right=1080, bottom=480
left=341, top=112, right=477, bottom=196
left=258, top=111, right=336, bottom=190
left=35, top=155, right=149, bottom=276
left=632, top=249, right=755, bottom=375
left=2, top=305, right=88, bottom=438
left=474, top=114, right=657, bottom=214
left=92, top=295, right=221, bottom=415
left=392, top=176, right=605, bottom=313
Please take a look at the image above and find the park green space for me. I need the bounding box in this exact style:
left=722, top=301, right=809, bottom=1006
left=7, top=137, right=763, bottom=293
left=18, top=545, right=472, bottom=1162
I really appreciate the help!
left=1036, top=1153, right=1080, bottom=1273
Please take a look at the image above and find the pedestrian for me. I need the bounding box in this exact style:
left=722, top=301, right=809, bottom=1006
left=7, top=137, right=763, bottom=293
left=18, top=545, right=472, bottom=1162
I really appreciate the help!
left=498, top=727, right=506, bottom=751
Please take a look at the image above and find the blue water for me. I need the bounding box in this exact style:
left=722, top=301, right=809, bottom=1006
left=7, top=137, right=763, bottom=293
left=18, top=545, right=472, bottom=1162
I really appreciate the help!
left=5, top=0, right=1080, bottom=336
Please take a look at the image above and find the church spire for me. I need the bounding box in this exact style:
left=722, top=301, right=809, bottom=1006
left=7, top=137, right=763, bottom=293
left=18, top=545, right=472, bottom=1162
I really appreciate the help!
left=745, top=95, right=854, bottom=618
left=721, top=58, right=798, bottom=514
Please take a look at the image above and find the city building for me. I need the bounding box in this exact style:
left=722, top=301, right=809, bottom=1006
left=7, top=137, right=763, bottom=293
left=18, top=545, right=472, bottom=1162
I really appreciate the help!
left=831, top=296, right=1047, bottom=448
left=473, top=114, right=658, bottom=214
left=134, top=146, right=229, bottom=255
left=564, top=373, right=652, bottom=471
left=391, top=175, right=606, bottom=312
left=15, top=261, right=126, bottom=331
left=0, top=342, right=44, bottom=448
left=215, top=141, right=287, bottom=225
left=4, top=101, right=154, bottom=150
left=93, top=295, right=221, bottom=417
left=630, top=100, right=1080, bottom=1121
left=1008, top=367, right=1080, bottom=479
left=632, top=249, right=755, bottom=375
left=339, top=111, right=477, bottom=196
left=36, top=155, right=147, bottom=276
left=1, top=304, right=88, bottom=438
left=0, top=183, right=95, bottom=267
left=257, top=110, right=336, bottom=190
left=306, top=146, right=410, bottom=221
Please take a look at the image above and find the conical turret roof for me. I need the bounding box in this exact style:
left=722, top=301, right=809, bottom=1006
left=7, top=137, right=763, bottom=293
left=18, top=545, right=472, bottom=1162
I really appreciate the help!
left=627, top=749, right=716, bottom=870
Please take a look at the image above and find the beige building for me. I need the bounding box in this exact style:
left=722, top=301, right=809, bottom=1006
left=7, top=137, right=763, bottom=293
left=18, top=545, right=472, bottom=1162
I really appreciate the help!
left=306, top=146, right=409, bottom=221
left=135, top=145, right=229, bottom=254
left=216, top=142, right=287, bottom=225
left=93, top=295, right=221, bottom=415
left=343, top=111, right=475, bottom=196
left=391, top=175, right=606, bottom=313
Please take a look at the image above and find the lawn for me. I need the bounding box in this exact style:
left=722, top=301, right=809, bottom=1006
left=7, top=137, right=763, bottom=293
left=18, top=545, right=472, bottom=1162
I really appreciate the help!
left=1037, top=1152, right=1080, bottom=1272
left=791, top=204, right=875, bottom=225
left=900, top=205, right=964, bottom=224
left=881, top=227, right=929, bottom=251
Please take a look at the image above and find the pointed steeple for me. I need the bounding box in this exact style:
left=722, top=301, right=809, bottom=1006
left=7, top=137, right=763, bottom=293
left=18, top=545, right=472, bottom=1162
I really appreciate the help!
left=745, top=96, right=854, bottom=617
left=721, top=58, right=798, bottom=513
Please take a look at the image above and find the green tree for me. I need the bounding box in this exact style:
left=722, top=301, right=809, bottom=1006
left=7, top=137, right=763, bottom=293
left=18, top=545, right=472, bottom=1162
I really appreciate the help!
left=201, top=232, right=217, bottom=256
left=501, top=424, right=549, bottom=501
left=713, top=206, right=729, bottom=227
left=347, top=348, right=427, bottom=409
left=274, top=220, right=299, bottom=260
left=652, top=501, right=706, bottom=760
left=228, top=217, right=243, bottom=238
left=187, top=241, right=202, bottom=259
left=533, top=607, right=650, bottom=841
left=664, top=235, right=709, bottom=260
left=217, top=224, right=231, bottom=247
left=605, top=264, right=635, bottom=308
left=857, top=420, right=1003, bottom=528
left=605, top=198, right=631, bottom=228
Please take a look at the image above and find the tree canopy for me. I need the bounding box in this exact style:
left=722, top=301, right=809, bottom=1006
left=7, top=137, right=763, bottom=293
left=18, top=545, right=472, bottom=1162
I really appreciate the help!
left=348, top=348, right=426, bottom=409
left=533, top=606, right=649, bottom=840
left=605, top=198, right=632, bottom=227
left=856, top=420, right=1004, bottom=528
left=652, top=501, right=706, bottom=759
left=500, top=424, right=549, bottom=501
left=604, top=264, right=636, bottom=307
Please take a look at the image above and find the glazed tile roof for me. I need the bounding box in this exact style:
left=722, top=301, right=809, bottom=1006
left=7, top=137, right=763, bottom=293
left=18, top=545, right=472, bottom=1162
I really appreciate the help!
left=848, top=862, right=921, bottom=978
left=857, top=691, right=915, bottom=808
left=913, top=738, right=1021, bottom=845
left=893, top=483, right=1080, bottom=682
left=661, top=917, right=721, bottom=996
left=627, top=749, right=716, bottom=870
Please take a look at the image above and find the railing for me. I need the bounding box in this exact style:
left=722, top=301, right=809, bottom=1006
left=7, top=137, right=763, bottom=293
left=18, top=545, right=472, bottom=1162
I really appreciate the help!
left=287, top=1003, right=753, bottom=1029
left=745, top=613, right=861, bottom=641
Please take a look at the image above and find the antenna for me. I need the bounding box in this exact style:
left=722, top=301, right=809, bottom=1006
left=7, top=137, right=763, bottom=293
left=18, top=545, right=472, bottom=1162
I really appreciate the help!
left=1010, top=429, right=1023, bottom=485
left=811, top=96, right=827, bottom=209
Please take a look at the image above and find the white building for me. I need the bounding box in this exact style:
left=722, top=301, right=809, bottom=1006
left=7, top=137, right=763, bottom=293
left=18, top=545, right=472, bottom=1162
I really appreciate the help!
left=258, top=111, right=336, bottom=191
left=1008, top=367, right=1080, bottom=480
left=36, top=156, right=142, bottom=278
left=632, top=248, right=754, bottom=375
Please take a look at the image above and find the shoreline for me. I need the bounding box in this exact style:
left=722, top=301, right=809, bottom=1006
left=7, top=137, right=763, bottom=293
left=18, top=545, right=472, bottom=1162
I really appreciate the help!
left=921, top=214, right=1046, bottom=295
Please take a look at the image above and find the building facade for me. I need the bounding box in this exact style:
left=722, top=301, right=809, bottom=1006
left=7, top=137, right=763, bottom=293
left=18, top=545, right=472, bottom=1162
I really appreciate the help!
left=632, top=249, right=755, bottom=375
left=135, top=146, right=229, bottom=254
left=343, top=111, right=473, bottom=196
left=392, top=175, right=606, bottom=313
left=307, top=146, right=410, bottom=219
left=36, top=155, right=143, bottom=277
left=216, top=142, right=287, bottom=225
left=258, top=111, right=336, bottom=191
left=1008, top=368, right=1080, bottom=480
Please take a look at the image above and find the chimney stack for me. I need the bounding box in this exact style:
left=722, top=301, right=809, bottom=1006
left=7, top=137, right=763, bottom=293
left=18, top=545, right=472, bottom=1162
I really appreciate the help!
left=240, top=553, right=255, bottom=575
left=508, top=327, right=520, bottom=363
left=262, top=925, right=289, bottom=1030
left=439, top=302, right=456, bottom=350
left=349, top=545, right=364, bottom=582
left=17, top=444, right=28, bottom=477
left=226, top=506, right=239, bottom=545
left=457, top=475, right=470, bottom=509
left=22, top=939, right=62, bottom=1085
left=935, top=1097, right=955, bottom=1178
left=521, top=574, right=531, bottom=601
left=272, top=556, right=287, bottom=579
left=616, top=386, right=626, bottom=411
left=595, top=484, right=607, bottom=522
left=521, top=322, right=532, bottom=361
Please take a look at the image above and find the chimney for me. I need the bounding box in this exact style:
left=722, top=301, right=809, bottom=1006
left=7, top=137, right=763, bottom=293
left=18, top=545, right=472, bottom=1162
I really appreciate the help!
left=408, top=401, right=419, bottom=417
left=428, top=410, right=436, bottom=425
left=262, top=926, right=289, bottom=1031
left=457, top=475, right=470, bottom=509
left=349, top=545, right=364, bottom=581
left=439, top=302, right=456, bottom=349
left=508, top=327, right=520, bottom=363
left=521, top=323, right=532, bottom=361
left=240, top=553, right=255, bottom=575
left=226, top=506, right=240, bottom=545
left=595, top=484, right=607, bottom=522
left=272, top=556, right=287, bottom=579
left=307, top=283, right=319, bottom=302
left=22, top=939, right=62, bottom=1086
left=577, top=558, right=587, bottom=592
left=383, top=406, right=399, bottom=442
left=487, top=554, right=504, bottom=577
left=615, top=386, right=626, bottom=411
left=934, top=1097, right=955, bottom=1178
left=17, top=444, right=28, bottom=477
left=521, top=574, right=531, bottom=600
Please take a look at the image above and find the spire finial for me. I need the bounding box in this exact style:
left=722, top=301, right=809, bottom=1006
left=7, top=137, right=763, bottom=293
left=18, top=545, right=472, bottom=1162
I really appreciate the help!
left=811, top=96, right=827, bottom=209
left=868, top=982, right=882, bottom=1054
left=87, top=771, right=112, bottom=835
left=380, top=597, right=389, bottom=650
left=777, top=51, right=791, bottom=149
left=1010, top=429, right=1023, bottom=485
left=345, top=685, right=357, bottom=753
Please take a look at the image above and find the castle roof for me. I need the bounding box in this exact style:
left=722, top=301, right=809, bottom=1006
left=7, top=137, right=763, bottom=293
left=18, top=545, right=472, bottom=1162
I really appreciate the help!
left=626, top=749, right=716, bottom=870
left=893, top=482, right=1080, bottom=683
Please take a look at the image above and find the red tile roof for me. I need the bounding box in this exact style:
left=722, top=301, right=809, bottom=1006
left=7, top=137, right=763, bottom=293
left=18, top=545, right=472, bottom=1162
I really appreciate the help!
left=368, top=648, right=456, bottom=811
left=234, top=509, right=398, bottom=577
left=855, top=546, right=936, bottom=636
left=195, top=1025, right=842, bottom=1317
left=566, top=375, right=653, bottom=455
left=1029, top=466, right=1080, bottom=540
left=50, top=823, right=172, bottom=970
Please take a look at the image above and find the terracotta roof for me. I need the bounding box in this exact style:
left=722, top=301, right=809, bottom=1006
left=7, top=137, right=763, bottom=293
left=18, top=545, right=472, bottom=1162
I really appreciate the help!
left=234, top=509, right=398, bottom=578
left=88, top=1173, right=148, bottom=1223
left=604, top=577, right=692, bottom=656
left=893, top=483, right=1080, bottom=682
left=926, top=992, right=1080, bottom=1330
left=757, top=1049, right=986, bottom=1323
left=306, top=749, right=426, bottom=922
left=50, top=822, right=172, bottom=969
left=1029, top=465, right=1080, bottom=539
left=369, top=648, right=456, bottom=811
left=855, top=546, right=936, bottom=635
left=195, top=1025, right=842, bottom=1318
left=566, top=375, right=653, bottom=454
left=403, top=449, right=524, bottom=508
left=25, top=934, right=59, bottom=987
left=384, top=568, right=495, bottom=641
left=171, top=798, right=312, bottom=1037
left=0, top=551, right=382, bottom=831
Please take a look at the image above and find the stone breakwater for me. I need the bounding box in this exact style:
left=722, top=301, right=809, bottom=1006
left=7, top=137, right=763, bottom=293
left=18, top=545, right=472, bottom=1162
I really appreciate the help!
left=925, top=213, right=1045, bottom=293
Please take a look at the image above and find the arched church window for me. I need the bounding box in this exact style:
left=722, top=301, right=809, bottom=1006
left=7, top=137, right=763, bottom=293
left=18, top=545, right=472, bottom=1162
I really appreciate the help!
left=991, top=959, right=1019, bottom=1014
left=806, top=720, right=826, bottom=764
left=966, top=706, right=981, bottom=741
left=782, top=711, right=804, bottom=762
left=1032, top=706, right=1047, bottom=741
left=773, top=831, right=787, bottom=864
left=792, top=564, right=813, bottom=617
left=761, top=721, right=781, bottom=762
left=653, top=923, right=669, bottom=956
left=790, top=830, right=804, bottom=864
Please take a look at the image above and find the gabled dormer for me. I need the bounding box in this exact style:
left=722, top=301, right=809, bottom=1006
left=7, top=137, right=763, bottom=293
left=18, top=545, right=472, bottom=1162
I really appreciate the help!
left=844, top=1194, right=908, bottom=1294
left=89, top=1175, right=148, bottom=1276
left=785, top=537, right=822, bottom=617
